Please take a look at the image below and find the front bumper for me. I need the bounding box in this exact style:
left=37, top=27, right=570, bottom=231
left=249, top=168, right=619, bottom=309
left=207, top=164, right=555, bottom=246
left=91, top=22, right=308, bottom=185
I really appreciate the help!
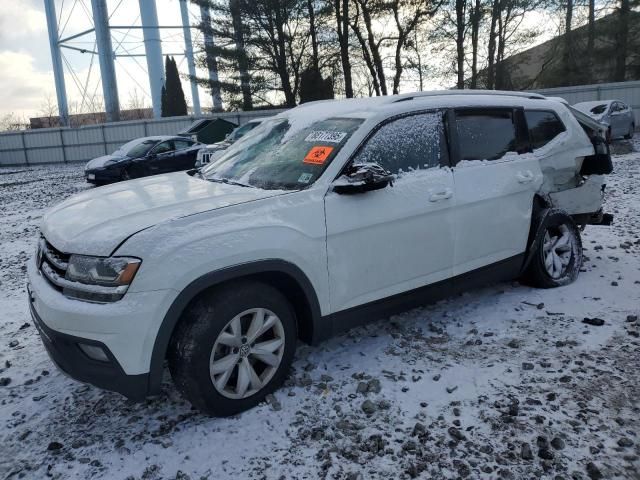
left=28, top=284, right=149, bottom=400
left=85, top=167, right=122, bottom=184
left=26, top=256, right=177, bottom=399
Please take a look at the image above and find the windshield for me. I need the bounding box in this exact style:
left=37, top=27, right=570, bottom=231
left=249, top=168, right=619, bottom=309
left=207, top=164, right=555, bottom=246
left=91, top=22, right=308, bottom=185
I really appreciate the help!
left=227, top=122, right=260, bottom=142
left=201, top=117, right=363, bottom=190
left=113, top=138, right=158, bottom=157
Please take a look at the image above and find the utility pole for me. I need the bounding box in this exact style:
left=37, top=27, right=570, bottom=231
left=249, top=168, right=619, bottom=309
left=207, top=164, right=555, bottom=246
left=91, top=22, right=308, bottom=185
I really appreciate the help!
left=199, top=3, right=223, bottom=111
left=43, top=0, right=69, bottom=127
left=179, top=0, right=201, bottom=115
left=91, top=0, right=120, bottom=122
left=139, top=0, right=165, bottom=118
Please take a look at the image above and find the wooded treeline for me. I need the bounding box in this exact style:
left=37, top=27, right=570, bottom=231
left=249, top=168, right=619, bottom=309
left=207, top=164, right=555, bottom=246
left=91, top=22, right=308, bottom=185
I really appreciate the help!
left=190, top=0, right=639, bottom=110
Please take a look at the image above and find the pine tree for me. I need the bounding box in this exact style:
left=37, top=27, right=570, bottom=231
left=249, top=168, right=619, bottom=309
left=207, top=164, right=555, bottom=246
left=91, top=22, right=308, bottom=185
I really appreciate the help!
left=161, top=56, right=188, bottom=117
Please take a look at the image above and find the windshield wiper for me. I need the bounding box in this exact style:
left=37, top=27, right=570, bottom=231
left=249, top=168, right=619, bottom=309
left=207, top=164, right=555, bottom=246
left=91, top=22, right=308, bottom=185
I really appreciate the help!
left=207, top=176, right=256, bottom=188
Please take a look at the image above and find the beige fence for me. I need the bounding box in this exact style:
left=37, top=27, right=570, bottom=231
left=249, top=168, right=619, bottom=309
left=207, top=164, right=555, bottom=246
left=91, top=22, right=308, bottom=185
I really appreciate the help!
left=0, top=110, right=285, bottom=167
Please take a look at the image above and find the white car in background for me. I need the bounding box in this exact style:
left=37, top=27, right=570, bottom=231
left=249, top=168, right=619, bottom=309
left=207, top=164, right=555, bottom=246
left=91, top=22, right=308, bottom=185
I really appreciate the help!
left=573, top=100, right=635, bottom=142
left=195, top=118, right=265, bottom=168
left=28, top=91, right=613, bottom=416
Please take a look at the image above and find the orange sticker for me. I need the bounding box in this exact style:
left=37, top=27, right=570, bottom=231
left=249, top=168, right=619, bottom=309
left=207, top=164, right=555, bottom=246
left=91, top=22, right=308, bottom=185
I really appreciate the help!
left=304, top=146, right=334, bottom=165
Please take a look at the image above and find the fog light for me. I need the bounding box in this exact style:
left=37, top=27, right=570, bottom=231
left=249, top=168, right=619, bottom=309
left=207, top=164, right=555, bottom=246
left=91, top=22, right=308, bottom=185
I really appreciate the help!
left=78, top=343, right=109, bottom=362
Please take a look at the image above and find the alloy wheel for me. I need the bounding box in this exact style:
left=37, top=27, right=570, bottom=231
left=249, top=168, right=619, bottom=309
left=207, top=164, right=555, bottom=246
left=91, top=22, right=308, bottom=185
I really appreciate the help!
left=542, top=225, right=573, bottom=279
left=209, top=308, right=285, bottom=399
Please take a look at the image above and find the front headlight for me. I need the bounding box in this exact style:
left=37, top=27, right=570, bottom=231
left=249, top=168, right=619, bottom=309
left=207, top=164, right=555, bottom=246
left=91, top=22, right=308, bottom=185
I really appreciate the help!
left=63, top=255, right=141, bottom=302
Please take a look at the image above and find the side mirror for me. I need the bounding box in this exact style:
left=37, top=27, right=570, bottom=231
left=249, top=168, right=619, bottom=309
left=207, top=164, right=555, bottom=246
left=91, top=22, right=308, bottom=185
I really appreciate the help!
left=332, top=162, right=394, bottom=194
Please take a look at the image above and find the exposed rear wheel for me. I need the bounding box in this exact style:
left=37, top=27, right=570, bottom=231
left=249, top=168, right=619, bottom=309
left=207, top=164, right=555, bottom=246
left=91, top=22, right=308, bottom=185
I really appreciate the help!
left=523, top=210, right=583, bottom=288
left=168, top=281, right=297, bottom=416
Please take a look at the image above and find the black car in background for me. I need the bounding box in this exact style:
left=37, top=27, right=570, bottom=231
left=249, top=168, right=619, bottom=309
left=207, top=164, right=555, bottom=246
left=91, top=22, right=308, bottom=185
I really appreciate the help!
left=84, top=136, right=203, bottom=184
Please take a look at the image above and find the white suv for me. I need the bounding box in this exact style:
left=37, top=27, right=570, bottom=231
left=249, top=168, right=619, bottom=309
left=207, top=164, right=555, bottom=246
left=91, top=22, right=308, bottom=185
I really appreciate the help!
left=27, top=91, right=613, bottom=416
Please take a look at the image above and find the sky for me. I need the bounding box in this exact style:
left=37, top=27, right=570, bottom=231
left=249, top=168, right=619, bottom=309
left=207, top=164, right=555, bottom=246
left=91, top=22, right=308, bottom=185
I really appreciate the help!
left=0, top=1, right=560, bottom=123
left=0, top=0, right=213, bottom=121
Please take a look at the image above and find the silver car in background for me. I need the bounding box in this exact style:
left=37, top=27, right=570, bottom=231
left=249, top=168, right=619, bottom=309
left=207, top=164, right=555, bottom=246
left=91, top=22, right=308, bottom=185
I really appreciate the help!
left=195, top=118, right=265, bottom=168
left=573, top=100, right=635, bottom=142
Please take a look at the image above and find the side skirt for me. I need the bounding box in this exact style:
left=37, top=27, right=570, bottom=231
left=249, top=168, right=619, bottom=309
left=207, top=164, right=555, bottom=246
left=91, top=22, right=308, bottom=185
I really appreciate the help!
left=323, top=254, right=525, bottom=336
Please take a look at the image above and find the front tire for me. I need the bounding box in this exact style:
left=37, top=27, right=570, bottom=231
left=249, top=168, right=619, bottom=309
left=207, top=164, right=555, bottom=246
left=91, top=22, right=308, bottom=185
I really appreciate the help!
left=168, top=281, right=297, bottom=416
left=523, top=210, right=583, bottom=288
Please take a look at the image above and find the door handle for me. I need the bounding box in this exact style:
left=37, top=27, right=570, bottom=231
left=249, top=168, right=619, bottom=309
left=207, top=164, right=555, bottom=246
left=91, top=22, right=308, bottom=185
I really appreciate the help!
left=429, top=188, right=453, bottom=202
left=516, top=171, right=534, bottom=183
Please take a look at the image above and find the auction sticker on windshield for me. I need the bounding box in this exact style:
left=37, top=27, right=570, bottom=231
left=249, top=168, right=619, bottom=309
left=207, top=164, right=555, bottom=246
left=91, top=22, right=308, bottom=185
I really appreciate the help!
left=304, top=146, right=334, bottom=165
left=305, top=131, right=347, bottom=143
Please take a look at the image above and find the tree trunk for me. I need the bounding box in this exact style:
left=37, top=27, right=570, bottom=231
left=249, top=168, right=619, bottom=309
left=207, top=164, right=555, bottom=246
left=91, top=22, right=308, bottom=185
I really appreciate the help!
left=587, top=0, right=595, bottom=53
left=614, top=0, right=629, bottom=81
left=359, top=0, right=387, bottom=95
left=563, top=0, right=573, bottom=81
left=487, top=0, right=500, bottom=89
left=350, top=20, right=381, bottom=95
left=307, top=0, right=320, bottom=71
left=335, top=0, right=354, bottom=97
left=495, top=9, right=505, bottom=89
left=230, top=0, right=252, bottom=110
left=274, top=7, right=295, bottom=105
left=470, top=0, right=481, bottom=89
left=455, top=0, right=466, bottom=89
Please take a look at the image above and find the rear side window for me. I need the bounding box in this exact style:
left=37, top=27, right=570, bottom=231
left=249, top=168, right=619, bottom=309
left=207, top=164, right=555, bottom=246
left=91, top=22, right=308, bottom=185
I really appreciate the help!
left=525, top=110, right=566, bottom=149
left=455, top=110, right=517, bottom=161
left=353, top=112, right=447, bottom=175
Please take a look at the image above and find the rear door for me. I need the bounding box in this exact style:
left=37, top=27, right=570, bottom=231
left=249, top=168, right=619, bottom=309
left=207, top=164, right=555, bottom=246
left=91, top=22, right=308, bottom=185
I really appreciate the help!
left=450, top=108, right=543, bottom=276
left=325, top=111, right=456, bottom=312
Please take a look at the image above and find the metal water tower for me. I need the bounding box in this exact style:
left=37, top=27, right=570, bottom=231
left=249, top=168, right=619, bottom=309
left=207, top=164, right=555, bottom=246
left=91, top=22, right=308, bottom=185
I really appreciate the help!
left=42, top=0, right=220, bottom=126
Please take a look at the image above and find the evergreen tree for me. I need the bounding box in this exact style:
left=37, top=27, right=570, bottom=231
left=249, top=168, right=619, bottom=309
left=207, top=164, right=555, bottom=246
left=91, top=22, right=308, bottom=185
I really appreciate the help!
left=161, top=56, right=188, bottom=117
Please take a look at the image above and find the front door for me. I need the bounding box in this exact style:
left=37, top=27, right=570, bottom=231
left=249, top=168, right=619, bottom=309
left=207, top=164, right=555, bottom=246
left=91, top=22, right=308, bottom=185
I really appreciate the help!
left=451, top=108, right=543, bottom=276
left=148, top=140, right=176, bottom=174
left=325, top=111, right=456, bottom=313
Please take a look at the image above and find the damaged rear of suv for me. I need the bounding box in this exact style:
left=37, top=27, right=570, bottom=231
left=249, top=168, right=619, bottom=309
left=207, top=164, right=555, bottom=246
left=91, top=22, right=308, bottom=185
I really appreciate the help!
left=27, top=91, right=612, bottom=416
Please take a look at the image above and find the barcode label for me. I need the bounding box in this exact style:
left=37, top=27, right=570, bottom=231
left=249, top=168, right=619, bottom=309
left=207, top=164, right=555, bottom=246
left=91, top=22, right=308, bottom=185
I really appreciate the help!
left=305, top=131, right=347, bottom=143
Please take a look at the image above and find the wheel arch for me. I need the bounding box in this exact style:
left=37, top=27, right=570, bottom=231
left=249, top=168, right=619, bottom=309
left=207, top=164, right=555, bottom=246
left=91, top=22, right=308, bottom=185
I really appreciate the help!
left=521, top=199, right=572, bottom=274
left=147, top=260, right=325, bottom=394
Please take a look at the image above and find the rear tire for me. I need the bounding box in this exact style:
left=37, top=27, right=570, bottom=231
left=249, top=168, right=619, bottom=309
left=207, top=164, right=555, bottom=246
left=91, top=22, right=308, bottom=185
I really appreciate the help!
left=522, top=210, right=583, bottom=289
left=624, top=123, right=635, bottom=140
left=168, top=281, right=297, bottom=416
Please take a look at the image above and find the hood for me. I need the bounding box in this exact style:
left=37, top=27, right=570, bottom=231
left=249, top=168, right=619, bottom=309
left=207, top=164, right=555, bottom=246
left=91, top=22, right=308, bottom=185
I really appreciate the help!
left=203, top=141, right=230, bottom=151
left=42, top=172, right=288, bottom=256
left=85, top=154, right=127, bottom=170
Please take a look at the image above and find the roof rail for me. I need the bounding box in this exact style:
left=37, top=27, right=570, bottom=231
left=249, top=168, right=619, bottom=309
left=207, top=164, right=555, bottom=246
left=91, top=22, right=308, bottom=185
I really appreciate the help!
left=391, top=90, right=546, bottom=103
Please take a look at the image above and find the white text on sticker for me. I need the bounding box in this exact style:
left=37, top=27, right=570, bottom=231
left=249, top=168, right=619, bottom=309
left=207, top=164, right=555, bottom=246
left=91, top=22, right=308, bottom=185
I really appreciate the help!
left=305, top=131, right=347, bottom=143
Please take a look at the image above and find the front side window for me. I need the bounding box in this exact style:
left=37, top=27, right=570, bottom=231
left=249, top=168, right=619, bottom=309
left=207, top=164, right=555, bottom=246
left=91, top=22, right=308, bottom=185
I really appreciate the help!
left=152, top=141, right=174, bottom=154
left=174, top=140, right=193, bottom=150
left=456, top=110, right=517, bottom=161
left=525, top=110, right=566, bottom=149
left=202, top=117, right=363, bottom=190
left=351, top=112, right=447, bottom=175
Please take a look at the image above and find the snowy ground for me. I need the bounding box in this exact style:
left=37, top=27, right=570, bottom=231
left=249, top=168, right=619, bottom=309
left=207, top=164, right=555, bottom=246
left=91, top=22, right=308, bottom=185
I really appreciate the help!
left=1, top=141, right=639, bottom=480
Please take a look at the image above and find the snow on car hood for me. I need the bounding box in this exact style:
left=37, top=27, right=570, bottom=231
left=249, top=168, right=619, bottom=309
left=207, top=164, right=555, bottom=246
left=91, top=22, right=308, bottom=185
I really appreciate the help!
left=41, top=172, right=288, bottom=256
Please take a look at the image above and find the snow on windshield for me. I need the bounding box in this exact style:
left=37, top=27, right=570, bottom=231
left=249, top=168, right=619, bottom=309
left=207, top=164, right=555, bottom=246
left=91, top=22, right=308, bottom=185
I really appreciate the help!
left=201, top=117, right=363, bottom=190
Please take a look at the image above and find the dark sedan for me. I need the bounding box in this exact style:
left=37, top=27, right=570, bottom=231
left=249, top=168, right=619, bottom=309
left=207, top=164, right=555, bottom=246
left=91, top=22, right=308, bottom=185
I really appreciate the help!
left=84, top=136, right=203, bottom=184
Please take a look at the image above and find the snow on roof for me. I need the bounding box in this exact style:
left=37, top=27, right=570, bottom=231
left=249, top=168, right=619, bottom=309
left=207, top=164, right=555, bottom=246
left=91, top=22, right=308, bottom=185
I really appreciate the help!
left=278, top=90, right=552, bottom=140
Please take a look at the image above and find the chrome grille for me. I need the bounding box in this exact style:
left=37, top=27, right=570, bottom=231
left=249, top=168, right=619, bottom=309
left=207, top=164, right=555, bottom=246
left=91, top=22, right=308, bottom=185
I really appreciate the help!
left=200, top=151, right=213, bottom=165
left=38, top=237, right=70, bottom=292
